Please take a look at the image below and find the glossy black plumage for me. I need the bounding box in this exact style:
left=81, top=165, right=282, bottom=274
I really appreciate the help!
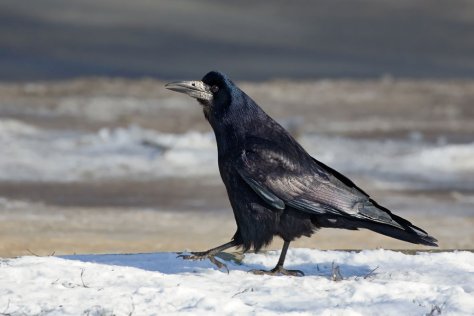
left=167, top=71, right=437, bottom=275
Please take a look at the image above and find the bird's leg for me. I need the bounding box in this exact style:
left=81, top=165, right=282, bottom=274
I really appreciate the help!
left=249, top=240, right=304, bottom=276
left=177, top=240, right=237, bottom=272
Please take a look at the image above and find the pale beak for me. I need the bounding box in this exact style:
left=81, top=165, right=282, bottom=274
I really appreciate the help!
left=165, top=80, right=213, bottom=101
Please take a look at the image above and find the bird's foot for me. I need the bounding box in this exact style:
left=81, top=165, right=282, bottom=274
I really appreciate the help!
left=248, top=266, right=304, bottom=277
left=177, top=251, right=229, bottom=273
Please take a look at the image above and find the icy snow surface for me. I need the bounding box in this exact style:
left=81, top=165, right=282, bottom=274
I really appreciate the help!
left=1, top=119, right=473, bottom=190
left=1, top=249, right=473, bottom=315
left=0, top=119, right=217, bottom=181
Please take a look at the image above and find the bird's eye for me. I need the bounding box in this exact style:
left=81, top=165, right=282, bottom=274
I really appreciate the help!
left=211, top=85, right=219, bottom=93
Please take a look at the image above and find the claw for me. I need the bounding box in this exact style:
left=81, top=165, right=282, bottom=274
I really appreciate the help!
left=177, top=251, right=229, bottom=273
left=248, top=267, right=304, bottom=277
left=176, top=253, right=206, bottom=261
left=176, top=251, right=208, bottom=260
left=209, top=256, right=229, bottom=274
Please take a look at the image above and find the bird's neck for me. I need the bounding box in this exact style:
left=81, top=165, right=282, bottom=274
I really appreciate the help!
left=212, top=121, right=246, bottom=158
left=212, top=108, right=275, bottom=158
left=207, top=91, right=277, bottom=156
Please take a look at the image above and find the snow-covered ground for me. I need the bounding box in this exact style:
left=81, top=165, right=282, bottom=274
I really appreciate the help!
left=1, top=249, right=473, bottom=315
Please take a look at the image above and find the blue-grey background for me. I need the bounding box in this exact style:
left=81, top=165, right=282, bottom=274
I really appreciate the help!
left=1, top=0, right=474, bottom=81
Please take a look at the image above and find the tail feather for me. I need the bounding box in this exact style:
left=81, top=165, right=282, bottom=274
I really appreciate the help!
left=356, top=217, right=438, bottom=246
left=360, top=199, right=438, bottom=247
left=317, top=199, right=439, bottom=247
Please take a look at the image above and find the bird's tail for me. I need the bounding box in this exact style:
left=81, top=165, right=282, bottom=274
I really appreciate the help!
left=356, top=200, right=438, bottom=247
left=317, top=200, right=439, bottom=246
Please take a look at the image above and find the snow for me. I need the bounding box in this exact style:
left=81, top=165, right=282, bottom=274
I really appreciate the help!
left=1, top=118, right=474, bottom=190
left=0, top=119, right=217, bottom=181
left=300, top=134, right=474, bottom=190
left=1, top=249, right=473, bottom=315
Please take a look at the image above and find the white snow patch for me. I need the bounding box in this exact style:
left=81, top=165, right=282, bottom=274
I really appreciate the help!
left=0, top=249, right=472, bottom=315
left=301, top=134, right=474, bottom=190
left=407, top=143, right=474, bottom=172
left=0, top=119, right=218, bottom=181
left=1, top=118, right=473, bottom=188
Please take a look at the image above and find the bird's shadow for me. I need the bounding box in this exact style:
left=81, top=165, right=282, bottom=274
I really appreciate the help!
left=61, top=252, right=375, bottom=279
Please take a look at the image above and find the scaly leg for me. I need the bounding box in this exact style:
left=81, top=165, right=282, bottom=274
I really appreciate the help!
left=249, top=240, right=304, bottom=276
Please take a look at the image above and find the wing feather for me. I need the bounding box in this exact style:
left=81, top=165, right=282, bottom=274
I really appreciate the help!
left=237, top=138, right=403, bottom=229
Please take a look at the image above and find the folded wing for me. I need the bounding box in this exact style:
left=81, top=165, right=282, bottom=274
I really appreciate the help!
left=236, top=139, right=403, bottom=229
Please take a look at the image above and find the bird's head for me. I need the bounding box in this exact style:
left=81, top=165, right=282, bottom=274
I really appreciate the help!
left=165, top=71, right=236, bottom=121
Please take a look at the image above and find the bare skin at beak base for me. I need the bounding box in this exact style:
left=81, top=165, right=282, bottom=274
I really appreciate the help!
left=165, top=80, right=213, bottom=101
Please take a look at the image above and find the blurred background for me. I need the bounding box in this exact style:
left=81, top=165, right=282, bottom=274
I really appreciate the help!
left=0, top=0, right=473, bottom=256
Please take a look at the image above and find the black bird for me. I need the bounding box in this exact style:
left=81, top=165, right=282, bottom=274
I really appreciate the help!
left=165, top=71, right=438, bottom=276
